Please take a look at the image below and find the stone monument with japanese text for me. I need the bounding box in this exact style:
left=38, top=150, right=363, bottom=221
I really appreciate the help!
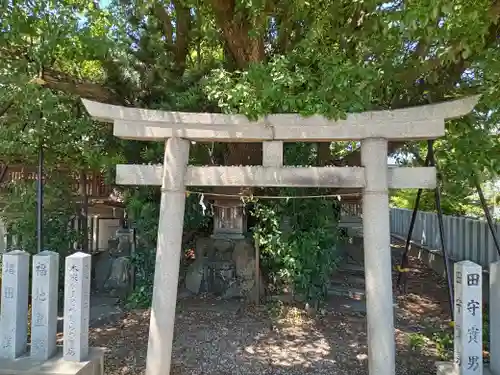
left=63, top=252, right=91, bottom=362
left=436, top=260, right=490, bottom=375
left=31, top=251, right=59, bottom=360
left=0, top=250, right=104, bottom=375
left=454, top=261, right=483, bottom=374
left=0, top=250, right=30, bottom=359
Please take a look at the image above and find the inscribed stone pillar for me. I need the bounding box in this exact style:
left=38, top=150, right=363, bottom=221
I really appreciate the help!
left=31, top=251, right=59, bottom=360
left=454, top=260, right=483, bottom=375
left=490, top=261, right=500, bottom=374
left=63, top=252, right=91, bottom=362
left=0, top=250, right=30, bottom=359
left=454, top=260, right=463, bottom=369
left=145, top=137, right=190, bottom=375
left=361, top=138, right=396, bottom=375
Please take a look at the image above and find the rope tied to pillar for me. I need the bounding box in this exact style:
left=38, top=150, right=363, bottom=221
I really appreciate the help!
left=184, top=190, right=362, bottom=200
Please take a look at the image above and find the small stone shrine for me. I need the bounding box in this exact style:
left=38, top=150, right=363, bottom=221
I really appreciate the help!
left=92, top=227, right=135, bottom=297
left=0, top=250, right=104, bottom=375
left=211, top=199, right=246, bottom=239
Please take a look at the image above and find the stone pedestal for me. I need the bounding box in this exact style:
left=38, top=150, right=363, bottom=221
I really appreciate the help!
left=0, top=347, right=105, bottom=375
left=31, top=251, right=60, bottom=360
left=436, top=362, right=491, bottom=375
left=63, top=252, right=91, bottom=362
left=183, top=237, right=262, bottom=300
left=0, top=250, right=30, bottom=359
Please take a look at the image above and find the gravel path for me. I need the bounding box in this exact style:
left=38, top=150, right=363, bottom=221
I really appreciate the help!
left=90, top=238, right=452, bottom=375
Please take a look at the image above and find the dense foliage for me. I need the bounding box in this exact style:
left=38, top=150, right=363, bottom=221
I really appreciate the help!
left=252, top=195, right=343, bottom=303
left=250, top=143, right=345, bottom=303
left=1, top=0, right=499, bottom=299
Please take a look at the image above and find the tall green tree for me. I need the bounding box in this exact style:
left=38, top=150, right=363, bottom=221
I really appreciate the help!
left=1, top=0, right=499, bottom=242
left=1, top=0, right=499, bottom=301
left=2, top=0, right=499, bottom=168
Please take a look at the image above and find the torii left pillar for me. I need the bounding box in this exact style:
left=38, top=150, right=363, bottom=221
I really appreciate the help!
left=145, top=137, right=190, bottom=375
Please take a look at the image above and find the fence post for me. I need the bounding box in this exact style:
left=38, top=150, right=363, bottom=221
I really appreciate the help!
left=391, top=208, right=497, bottom=267
left=472, top=221, right=480, bottom=263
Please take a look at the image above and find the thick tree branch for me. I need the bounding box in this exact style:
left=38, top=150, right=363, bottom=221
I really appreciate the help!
left=39, top=69, right=125, bottom=105
left=396, top=0, right=500, bottom=96
left=204, top=0, right=270, bottom=173
left=335, top=0, right=500, bottom=167
left=152, top=1, right=192, bottom=75
left=1, top=42, right=125, bottom=105
left=0, top=164, right=8, bottom=184
left=172, top=0, right=192, bottom=74
left=207, top=0, right=266, bottom=67
left=153, top=3, right=174, bottom=44
left=0, top=98, right=15, bottom=118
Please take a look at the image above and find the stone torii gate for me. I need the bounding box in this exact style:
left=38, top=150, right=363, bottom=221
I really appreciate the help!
left=82, top=96, right=478, bottom=375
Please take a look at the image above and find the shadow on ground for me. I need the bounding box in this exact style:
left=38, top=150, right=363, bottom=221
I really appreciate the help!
left=89, top=238, right=451, bottom=375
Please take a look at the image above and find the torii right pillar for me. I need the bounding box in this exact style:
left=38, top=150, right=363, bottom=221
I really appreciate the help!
left=361, top=138, right=396, bottom=375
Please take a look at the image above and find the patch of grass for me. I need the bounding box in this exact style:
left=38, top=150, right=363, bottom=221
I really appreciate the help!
left=408, top=332, right=427, bottom=351
left=266, top=299, right=285, bottom=321
left=432, top=331, right=453, bottom=360
left=265, top=299, right=310, bottom=326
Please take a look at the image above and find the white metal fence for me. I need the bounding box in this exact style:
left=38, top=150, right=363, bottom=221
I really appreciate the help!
left=390, top=207, right=500, bottom=267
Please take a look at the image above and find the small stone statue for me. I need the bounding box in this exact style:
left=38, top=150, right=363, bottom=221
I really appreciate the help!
left=114, top=230, right=131, bottom=257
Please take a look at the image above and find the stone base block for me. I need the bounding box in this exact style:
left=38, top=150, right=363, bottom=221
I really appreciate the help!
left=210, top=233, right=245, bottom=240
left=0, top=347, right=104, bottom=375
left=436, top=361, right=492, bottom=375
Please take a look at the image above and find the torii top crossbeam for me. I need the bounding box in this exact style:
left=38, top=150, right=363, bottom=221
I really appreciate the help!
left=82, top=96, right=479, bottom=190
left=82, top=96, right=479, bottom=142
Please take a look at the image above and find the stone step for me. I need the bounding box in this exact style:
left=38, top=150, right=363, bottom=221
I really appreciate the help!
left=328, top=295, right=398, bottom=315
left=330, top=274, right=366, bottom=287
left=328, top=295, right=367, bottom=314
left=344, top=252, right=364, bottom=265
left=338, top=263, right=365, bottom=275
left=327, top=284, right=365, bottom=300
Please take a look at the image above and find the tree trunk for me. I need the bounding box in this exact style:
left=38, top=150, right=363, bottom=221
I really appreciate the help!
left=207, top=1, right=267, bottom=199
left=79, top=170, right=89, bottom=252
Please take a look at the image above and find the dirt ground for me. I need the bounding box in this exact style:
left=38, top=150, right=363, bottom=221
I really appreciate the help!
left=89, top=238, right=453, bottom=375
